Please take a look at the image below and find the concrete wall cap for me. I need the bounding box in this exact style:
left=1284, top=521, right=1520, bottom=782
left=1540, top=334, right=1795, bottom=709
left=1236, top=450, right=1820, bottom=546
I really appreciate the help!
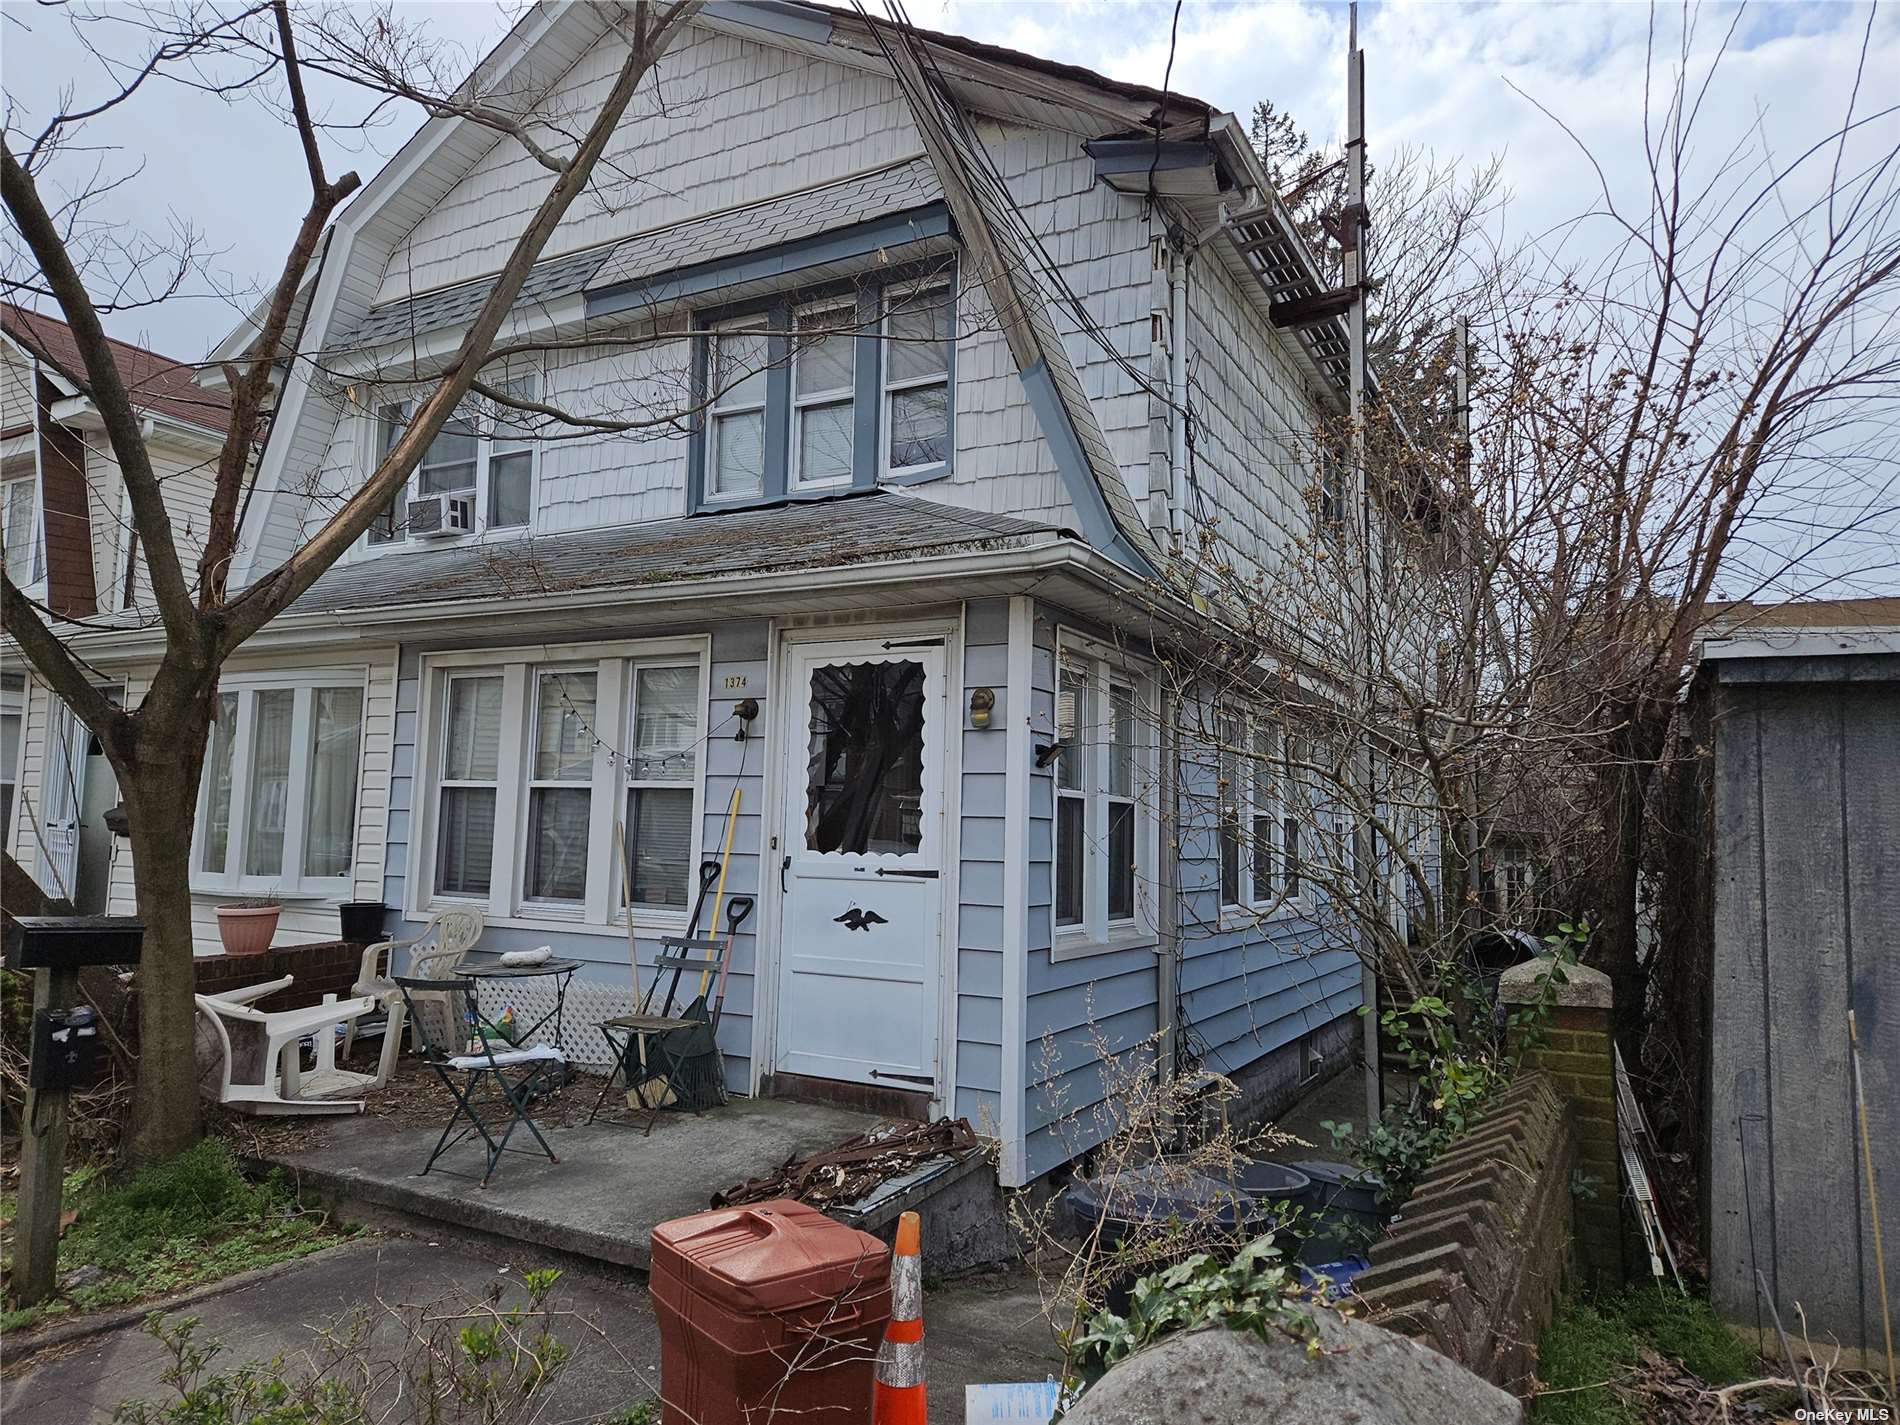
left=1497, top=956, right=1612, bottom=1009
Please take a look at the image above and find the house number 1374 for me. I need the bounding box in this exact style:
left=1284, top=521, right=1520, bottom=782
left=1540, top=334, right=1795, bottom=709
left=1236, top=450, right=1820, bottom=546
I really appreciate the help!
left=724, top=675, right=748, bottom=690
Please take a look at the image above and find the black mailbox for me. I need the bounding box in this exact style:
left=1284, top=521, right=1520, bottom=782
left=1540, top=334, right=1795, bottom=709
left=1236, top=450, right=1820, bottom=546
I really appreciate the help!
left=30, top=1007, right=104, bottom=1089
left=7, top=916, right=145, bottom=970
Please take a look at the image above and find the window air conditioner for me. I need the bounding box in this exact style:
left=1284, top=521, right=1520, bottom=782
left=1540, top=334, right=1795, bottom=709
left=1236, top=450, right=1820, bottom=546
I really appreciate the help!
left=407, top=493, right=474, bottom=539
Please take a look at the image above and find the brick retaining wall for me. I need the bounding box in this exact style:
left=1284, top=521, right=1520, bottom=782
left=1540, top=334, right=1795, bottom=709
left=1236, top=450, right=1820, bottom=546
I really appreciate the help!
left=1353, top=1073, right=1576, bottom=1395
left=191, top=941, right=365, bottom=1012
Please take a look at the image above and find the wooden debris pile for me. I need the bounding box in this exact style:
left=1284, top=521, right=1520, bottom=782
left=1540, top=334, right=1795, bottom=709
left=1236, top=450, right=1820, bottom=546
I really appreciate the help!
left=713, top=1117, right=980, bottom=1210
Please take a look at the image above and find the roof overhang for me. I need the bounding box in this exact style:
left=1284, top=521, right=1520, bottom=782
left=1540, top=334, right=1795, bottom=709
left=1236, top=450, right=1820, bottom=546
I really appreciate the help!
left=54, top=534, right=1203, bottom=665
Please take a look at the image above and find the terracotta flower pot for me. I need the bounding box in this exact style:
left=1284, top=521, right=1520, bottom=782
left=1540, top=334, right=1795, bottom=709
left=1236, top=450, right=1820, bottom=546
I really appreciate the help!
left=216, top=904, right=281, bottom=956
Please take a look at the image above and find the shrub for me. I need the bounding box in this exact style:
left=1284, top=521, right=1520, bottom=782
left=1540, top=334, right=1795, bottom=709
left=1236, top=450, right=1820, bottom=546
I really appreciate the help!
left=1065, top=1238, right=1315, bottom=1402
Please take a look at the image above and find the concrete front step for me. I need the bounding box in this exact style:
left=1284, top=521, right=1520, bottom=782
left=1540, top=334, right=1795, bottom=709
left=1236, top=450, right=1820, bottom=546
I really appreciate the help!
left=258, top=1096, right=1011, bottom=1275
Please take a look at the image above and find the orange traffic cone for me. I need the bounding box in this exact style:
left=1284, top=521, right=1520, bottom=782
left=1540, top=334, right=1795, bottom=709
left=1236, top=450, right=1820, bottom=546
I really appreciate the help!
left=872, top=1210, right=926, bottom=1425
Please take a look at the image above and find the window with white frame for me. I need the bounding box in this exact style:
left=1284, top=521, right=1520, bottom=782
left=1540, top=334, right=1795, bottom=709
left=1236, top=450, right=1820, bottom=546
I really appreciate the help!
left=1217, top=715, right=1309, bottom=914
left=625, top=665, right=699, bottom=908
left=194, top=673, right=366, bottom=892
left=791, top=303, right=855, bottom=490
left=1055, top=638, right=1152, bottom=945
left=369, top=377, right=538, bottom=545
left=1218, top=714, right=1243, bottom=908
left=1, top=671, right=24, bottom=846
left=525, top=670, right=595, bottom=903
left=436, top=674, right=502, bottom=897
left=707, top=322, right=769, bottom=501
left=1316, top=441, right=1349, bottom=532
left=882, top=281, right=952, bottom=475
left=421, top=646, right=706, bottom=926
left=3, top=473, right=41, bottom=585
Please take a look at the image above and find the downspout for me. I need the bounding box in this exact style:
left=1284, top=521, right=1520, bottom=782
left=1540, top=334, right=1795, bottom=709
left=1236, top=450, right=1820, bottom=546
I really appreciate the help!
left=1168, top=241, right=1190, bottom=549
left=28, top=352, right=46, bottom=589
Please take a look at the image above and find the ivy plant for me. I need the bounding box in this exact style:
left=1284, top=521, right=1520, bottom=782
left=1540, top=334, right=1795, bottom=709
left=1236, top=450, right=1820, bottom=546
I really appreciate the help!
left=1063, top=1237, right=1317, bottom=1407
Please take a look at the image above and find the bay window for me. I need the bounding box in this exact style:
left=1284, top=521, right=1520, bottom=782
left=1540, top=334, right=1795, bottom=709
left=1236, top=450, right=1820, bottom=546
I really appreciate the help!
left=195, top=672, right=366, bottom=893
left=1054, top=634, right=1154, bottom=952
left=369, top=377, right=539, bottom=546
left=418, top=642, right=707, bottom=928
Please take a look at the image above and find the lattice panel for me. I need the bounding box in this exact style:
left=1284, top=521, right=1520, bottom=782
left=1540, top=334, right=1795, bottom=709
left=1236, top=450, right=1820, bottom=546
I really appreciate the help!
left=466, top=975, right=637, bottom=1071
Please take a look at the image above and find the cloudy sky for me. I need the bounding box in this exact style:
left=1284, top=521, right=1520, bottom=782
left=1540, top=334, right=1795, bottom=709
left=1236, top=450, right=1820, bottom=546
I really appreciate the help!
left=6, top=0, right=1891, bottom=358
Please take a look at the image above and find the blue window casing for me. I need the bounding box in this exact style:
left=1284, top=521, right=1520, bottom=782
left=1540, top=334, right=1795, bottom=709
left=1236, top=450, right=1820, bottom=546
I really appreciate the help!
left=688, top=261, right=957, bottom=513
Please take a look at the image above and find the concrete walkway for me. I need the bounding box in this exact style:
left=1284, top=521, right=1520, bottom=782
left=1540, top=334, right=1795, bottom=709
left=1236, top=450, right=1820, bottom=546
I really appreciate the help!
left=262, top=1096, right=882, bottom=1270
left=5, top=1233, right=1064, bottom=1424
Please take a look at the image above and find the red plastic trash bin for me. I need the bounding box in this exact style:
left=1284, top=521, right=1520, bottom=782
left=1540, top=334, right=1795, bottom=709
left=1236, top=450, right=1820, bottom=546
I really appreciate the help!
left=650, top=1199, right=893, bottom=1425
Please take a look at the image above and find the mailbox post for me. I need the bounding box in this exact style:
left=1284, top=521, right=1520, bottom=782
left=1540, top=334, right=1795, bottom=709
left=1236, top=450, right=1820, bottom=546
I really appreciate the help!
left=8, top=916, right=143, bottom=1306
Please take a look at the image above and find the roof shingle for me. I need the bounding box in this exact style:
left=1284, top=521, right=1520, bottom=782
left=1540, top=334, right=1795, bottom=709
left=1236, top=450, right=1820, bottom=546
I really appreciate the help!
left=294, top=489, right=1056, bottom=614
left=2, top=301, right=230, bottom=435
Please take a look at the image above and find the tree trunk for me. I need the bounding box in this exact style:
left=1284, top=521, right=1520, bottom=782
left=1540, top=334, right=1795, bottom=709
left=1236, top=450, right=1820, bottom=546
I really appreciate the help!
left=118, top=682, right=216, bottom=1164
left=1588, top=709, right=1670, bottom=1063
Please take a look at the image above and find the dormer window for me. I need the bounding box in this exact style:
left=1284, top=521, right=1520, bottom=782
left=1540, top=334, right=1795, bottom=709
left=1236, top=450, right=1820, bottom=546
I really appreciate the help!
left=368, top=377, right=538, bottom=546
left=883, top=281, right=952, bottom=476
left=708, top=324, right=768, bottom=501
left=690, top=266, right=957, bottom=511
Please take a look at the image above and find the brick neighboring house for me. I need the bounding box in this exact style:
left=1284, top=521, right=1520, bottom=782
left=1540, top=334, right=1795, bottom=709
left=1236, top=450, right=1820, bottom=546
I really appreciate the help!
left=2, top=303, right=231, bottom=904
left=26, top=2, right=1434, bottom=1186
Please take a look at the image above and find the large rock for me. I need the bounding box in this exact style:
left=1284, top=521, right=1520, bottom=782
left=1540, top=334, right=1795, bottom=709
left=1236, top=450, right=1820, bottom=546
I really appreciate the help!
left=1063, top=1311, right=1524, bottom=1425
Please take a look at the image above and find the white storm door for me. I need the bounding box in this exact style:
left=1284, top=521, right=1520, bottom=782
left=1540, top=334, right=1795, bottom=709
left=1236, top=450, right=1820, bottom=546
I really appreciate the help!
left=774, top=639, right=945, bottom=1090
left=38, top=696, right=83, bottom=900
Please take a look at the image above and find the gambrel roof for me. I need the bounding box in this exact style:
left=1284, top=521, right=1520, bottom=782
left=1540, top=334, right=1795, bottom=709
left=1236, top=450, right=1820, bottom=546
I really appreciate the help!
left=217, top=1, right=1341, bottom=591
left=335, top=155, right=941, bottom=354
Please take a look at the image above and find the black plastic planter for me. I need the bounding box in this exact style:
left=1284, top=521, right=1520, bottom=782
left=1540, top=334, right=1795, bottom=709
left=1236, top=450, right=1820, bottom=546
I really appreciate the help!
left=338, top=901, right=388, bottom=944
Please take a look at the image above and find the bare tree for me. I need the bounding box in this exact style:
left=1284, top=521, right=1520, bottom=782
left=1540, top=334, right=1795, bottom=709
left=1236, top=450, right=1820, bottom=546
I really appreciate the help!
left=2, top=0, right=704, bottom=1162
left=1200, top=2, right=1900, bottom=1067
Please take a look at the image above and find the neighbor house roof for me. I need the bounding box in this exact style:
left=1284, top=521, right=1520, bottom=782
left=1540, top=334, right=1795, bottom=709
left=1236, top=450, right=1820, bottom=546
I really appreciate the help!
left=1, top=301, right=230, bottom=436
left=292, top=489, right=1058, bottom=615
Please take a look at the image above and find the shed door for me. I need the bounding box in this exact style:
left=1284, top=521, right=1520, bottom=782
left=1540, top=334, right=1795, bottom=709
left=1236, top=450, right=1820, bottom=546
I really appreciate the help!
left=774, top=639, right=944, bottom=1090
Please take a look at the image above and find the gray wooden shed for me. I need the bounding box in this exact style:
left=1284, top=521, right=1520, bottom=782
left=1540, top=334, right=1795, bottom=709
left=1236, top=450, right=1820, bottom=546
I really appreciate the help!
left=1700, top=608, right=1898, bottom=1366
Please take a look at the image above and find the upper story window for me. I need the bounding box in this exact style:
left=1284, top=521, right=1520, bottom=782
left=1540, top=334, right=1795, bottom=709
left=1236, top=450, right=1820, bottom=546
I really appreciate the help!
left=3, top=472, right=41, bottom=585
left=194, top=671, right=367, bottom=894
left=693, top=267, right=956, bottom=511
left=792, top=303, right=856, bottom=491
left=1054, top=634, right=1154, bottom=951
left=368, top=377, right=538, bottom=547
left=883, top=282, right=952, bottom=476
left=708, top=324, right=769, bottom=500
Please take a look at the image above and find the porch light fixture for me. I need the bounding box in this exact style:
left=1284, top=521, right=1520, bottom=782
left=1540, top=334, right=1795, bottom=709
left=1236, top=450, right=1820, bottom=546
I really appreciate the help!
left=968, top=687, right=995, bottom=729
left=732, top=697, right=760, bottom=740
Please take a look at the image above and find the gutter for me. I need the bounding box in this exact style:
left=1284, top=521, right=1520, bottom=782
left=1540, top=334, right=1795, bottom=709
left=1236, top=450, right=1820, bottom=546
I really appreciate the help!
left=56, top=535, right=1203, bottom=662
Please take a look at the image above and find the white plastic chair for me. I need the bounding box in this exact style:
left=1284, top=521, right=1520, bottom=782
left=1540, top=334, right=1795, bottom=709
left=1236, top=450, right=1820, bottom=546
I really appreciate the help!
left=344, top=908, right=484, bottom=1057
left=195, top=975, right=405, bottom=1115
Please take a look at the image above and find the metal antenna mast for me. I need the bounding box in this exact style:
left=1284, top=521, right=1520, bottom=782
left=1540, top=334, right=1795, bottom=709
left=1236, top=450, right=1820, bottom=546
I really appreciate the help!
left=1343, top=2, right=1382, bottom=1132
